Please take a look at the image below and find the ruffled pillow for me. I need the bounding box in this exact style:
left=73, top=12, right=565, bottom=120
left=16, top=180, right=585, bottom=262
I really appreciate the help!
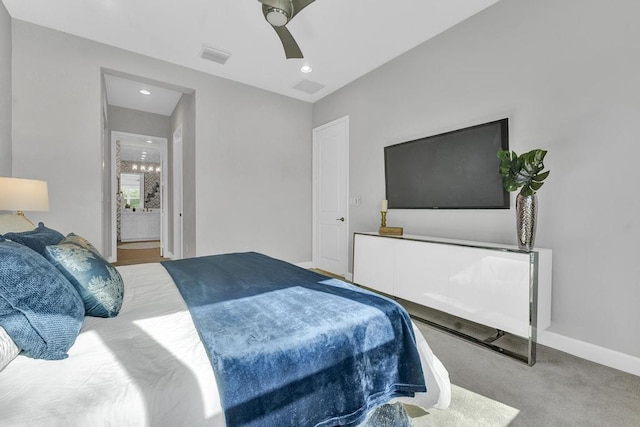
left=0, top=241, right=84, bottom=360
left=45, top=243, right=124, bottom=318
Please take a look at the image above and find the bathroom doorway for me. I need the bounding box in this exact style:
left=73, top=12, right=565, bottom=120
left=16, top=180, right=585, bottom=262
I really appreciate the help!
left=110, top=131, right=169, bottom=263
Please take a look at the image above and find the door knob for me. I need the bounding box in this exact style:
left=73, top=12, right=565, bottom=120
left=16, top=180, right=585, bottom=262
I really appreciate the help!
left=336, top=217, right=345, bottom=222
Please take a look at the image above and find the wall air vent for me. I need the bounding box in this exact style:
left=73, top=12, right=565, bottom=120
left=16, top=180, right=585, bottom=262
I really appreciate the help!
left=292, top=79, right=325, bottom=95
left=199, top=44, right=231, bottom=65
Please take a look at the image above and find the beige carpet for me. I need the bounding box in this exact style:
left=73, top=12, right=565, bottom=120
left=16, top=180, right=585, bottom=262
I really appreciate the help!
left=406, top=384, right=520, bottom=426
left=117, top=241, right=160, bottom=250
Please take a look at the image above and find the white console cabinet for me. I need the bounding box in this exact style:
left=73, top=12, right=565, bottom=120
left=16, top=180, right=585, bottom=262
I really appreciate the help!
left=352, top=232, right=552, bottom=364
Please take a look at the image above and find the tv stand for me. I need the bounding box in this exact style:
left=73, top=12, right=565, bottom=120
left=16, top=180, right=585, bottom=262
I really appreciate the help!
left=352, top=232, right=552, bottom=365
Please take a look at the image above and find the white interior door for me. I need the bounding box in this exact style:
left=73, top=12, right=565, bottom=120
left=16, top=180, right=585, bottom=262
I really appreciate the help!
left=172, top=125, right=184, bottom=259
left=109, top=133, right=118, bottom=263
left=160, top=141, right=168, bottom=257
left=313, top=116, right=349, bottom=276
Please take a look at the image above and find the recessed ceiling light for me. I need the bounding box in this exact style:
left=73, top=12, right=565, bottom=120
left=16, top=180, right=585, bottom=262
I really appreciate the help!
left=139, top=89, right=151, bottom=95
left=146, top=140, right=153, bottom=143
left=300, top=65, right=312, bottom=73
left=142, top=151, right=147, bottom=154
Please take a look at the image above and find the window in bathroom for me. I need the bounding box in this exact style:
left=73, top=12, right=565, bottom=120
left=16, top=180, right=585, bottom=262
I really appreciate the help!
left=121, top=173, right=144, bottom=209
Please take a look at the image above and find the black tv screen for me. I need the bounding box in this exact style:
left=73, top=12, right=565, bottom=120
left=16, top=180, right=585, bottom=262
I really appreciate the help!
left=384, top=118, right=509, bottom=209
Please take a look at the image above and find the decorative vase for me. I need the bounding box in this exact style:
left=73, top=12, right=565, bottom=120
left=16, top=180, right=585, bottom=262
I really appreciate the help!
left=516, top=193, right=537, bottom=251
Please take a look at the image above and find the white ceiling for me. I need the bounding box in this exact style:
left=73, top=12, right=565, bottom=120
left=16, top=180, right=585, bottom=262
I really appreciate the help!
left=104, top=75, right=183, bottom=116
left=3, top=0, right=500, bottom=106
left=115, top=132, right=164, bottom=163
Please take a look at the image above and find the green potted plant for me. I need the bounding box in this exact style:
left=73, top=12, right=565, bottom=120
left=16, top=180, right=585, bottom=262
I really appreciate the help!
left=497, top=149, right=550, bottom=250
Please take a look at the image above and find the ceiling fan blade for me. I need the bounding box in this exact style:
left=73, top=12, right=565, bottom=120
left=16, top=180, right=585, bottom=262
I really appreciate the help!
left=273, top=25, right=303, bottom=58
left=258, top=0, right=283, bottom=8
left=291, top=0, right=315, bottom=19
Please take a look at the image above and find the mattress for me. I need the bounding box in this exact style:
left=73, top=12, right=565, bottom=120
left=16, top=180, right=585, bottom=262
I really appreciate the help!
left=0, top=262, right=450, bottom=426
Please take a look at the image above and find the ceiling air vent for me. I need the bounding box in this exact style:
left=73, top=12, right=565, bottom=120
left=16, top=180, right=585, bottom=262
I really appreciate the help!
left=292, top=79, right=325, bottom=95
left=199, top=44, right=231, bottom=65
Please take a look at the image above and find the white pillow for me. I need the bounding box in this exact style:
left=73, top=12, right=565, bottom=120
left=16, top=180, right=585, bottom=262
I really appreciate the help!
left=0, top=326, right=20, bottom=372
left=0, top=214, right=35, bottom=234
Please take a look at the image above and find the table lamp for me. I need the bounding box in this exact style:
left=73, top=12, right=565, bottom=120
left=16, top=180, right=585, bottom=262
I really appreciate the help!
left=0, top=177, right=49, bottom=225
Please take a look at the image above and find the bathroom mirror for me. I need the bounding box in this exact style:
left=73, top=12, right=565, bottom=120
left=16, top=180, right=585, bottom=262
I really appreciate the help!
left=121, top=173, right=144, bottom=209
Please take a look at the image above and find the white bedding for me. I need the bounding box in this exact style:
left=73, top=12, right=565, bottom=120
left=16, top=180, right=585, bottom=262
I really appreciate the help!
left=0, top=262, right=450, bottom=426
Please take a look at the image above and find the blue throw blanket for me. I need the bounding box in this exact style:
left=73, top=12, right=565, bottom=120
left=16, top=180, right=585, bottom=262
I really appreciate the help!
left=161, top=252, right=426, bottom=427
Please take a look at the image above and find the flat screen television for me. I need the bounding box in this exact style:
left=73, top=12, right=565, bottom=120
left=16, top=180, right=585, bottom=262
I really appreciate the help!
left=384, top=118, right=509, bottom=209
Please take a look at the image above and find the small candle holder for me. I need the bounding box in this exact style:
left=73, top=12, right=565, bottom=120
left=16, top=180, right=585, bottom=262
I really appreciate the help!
left=378, top=210, right=403, bottom=236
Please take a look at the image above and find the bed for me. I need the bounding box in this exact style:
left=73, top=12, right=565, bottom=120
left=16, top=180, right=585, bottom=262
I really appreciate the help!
left=0, top=215, right=450, bottom=426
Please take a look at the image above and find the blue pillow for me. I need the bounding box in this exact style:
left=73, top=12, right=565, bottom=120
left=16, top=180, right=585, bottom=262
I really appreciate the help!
left=45, top=244, right=124, bottom=318
left=0, top=241, right=85, bottom=360
left=61, top=232, right=101, bottom=257
left=2, top=222, right=65, bottom=256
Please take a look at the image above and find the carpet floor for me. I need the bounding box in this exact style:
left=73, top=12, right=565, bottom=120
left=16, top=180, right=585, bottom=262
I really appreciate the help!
left=413, top=321, right=640, bottom=426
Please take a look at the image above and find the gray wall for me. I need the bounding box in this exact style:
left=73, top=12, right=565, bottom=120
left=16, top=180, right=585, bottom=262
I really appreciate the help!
left=199, top=81, right=313, bottom=262
left=108, top=105, right=171, bottom=139
left=11, top=19, right=313, bottom=264
left=314, top=0, right=640, bottom=359
left=0, top=2, right=11, bottom=177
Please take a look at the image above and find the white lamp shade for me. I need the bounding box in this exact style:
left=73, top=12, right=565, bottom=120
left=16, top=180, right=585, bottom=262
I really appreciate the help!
left=0, top=177, right=49, bottom=212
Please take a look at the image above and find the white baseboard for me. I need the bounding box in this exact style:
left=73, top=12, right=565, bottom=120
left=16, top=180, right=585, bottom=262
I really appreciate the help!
left=295, top=261, right=313, bottom=269
left=538, top=330, right=640, bottom=377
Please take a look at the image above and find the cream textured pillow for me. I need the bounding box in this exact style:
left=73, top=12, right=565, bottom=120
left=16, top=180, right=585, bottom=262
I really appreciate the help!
left=0, top=214, right=35, bottom=234
left=0, top=326, right=20, bottom=372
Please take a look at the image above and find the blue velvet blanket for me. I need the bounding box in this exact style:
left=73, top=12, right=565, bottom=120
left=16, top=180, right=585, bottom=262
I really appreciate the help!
left=161, top=252, right=426, bottom=427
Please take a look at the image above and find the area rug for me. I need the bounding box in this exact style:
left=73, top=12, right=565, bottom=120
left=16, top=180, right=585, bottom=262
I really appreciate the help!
left=405, top=384, right=520, bottom=426
left=117, top=241, right=160, bottom=250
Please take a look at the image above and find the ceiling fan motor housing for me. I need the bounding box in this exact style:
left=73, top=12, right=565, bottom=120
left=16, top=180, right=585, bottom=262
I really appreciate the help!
left=265, top=0, right=292, bottom=26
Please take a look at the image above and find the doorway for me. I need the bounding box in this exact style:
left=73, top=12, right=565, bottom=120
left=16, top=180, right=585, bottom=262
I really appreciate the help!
left=110, top=132, right=169, bottom=263
left=312, top=116, right=350, bottom=276
left=102, top=70, right=194, bottom=263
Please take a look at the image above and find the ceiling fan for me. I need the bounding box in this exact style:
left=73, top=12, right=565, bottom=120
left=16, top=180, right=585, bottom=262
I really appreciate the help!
left=259, top=0, right=315, bottom=59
